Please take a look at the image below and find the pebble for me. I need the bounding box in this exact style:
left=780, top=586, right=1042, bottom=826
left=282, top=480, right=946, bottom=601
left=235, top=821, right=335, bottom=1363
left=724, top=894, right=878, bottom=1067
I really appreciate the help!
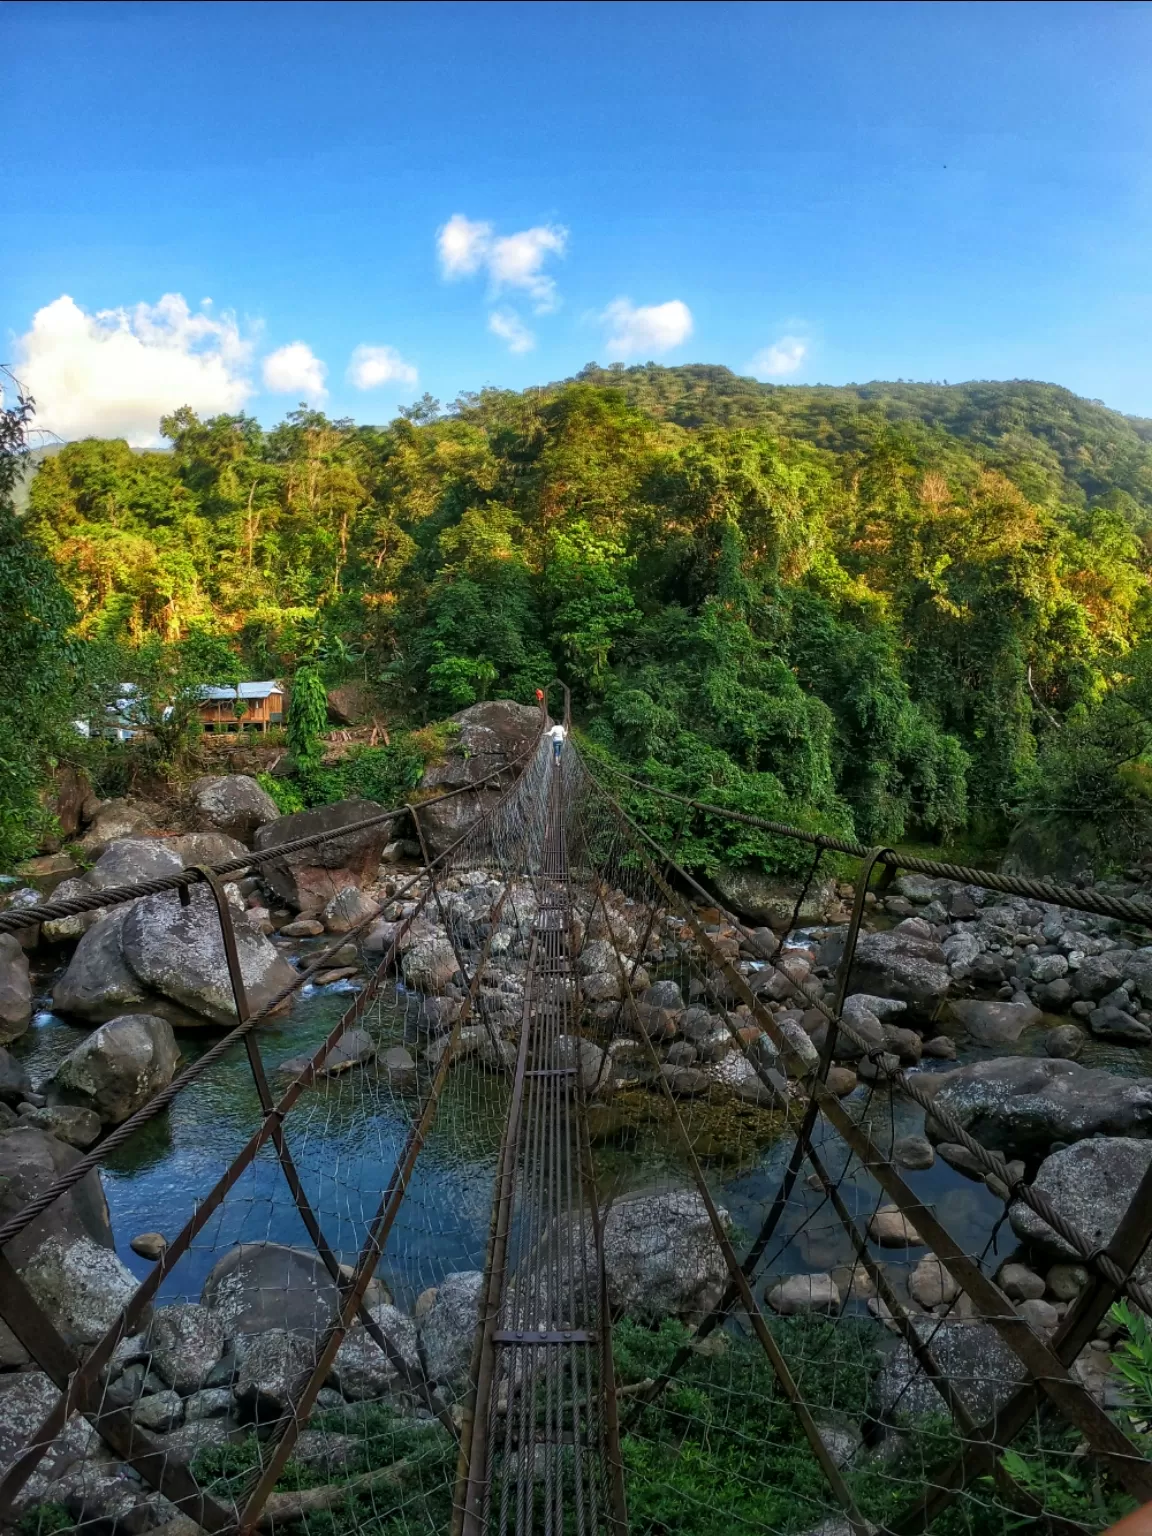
left=130, top=1232, right=168, bottom=1261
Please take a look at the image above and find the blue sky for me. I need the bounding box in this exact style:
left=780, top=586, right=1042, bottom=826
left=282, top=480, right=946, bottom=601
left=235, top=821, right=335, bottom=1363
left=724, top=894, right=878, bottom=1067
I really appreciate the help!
left=5, top=0, right=1152, bottom=442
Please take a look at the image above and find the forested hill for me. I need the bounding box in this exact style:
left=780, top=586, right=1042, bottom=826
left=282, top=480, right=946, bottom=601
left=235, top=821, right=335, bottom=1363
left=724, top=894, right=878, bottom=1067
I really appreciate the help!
left=5, top=367, right=1152, bottom=876
left=570, top=364, right=1152, bottom=531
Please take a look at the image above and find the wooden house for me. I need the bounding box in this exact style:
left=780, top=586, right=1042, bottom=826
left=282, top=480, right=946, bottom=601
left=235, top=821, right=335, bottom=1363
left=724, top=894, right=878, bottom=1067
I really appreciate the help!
left=198, top=680, right=286, bottom=734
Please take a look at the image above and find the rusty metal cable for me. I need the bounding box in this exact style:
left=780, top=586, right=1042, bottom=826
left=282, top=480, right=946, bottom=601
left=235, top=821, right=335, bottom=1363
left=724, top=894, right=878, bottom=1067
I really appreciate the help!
left=590, top=755, right=1152, bottom=929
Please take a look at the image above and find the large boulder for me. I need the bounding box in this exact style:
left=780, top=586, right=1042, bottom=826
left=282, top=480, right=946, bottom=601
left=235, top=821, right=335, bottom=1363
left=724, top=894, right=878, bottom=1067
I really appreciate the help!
left=926, top=1057, right=1152, bottom=1162
left=122, top=885, right=297, bottom=1025
left=253, top=798, right=395, bottom=912
left=0, top=933, right=32, bottom=1043
left=200, top=1242, right=342, bottom=1336
left=419, top=1271, right=484, bottom=1394
left=415, top=701, right=541, bottom=856
left=39, top=764, right=92, bottom=849
left=166, top=831, right=250, bottom=867
left=710, top=870, right=835, bottom=930
left=0, top=1045, right=32, bottom=1105
left=875, top=1320, right=1023, bottom=1422
left=321, top=885, right=380, bottom=934
left=145, top=1303, right=226, bottom=1394
left=233, top=1328, right=313, bottom=1423
left=190, top=775, right=280, bottom=845
left=77, top=798, right=161, bottom=855
left=86, top=838, right=184, bottom=891
left=847, top=930, right=951, bottom=1022
left=1010, top=1138, right=1152, bottom=1287
left=0, top=1372, right=104, bottom=1515
left=943, top=999, right=1042, bottom=1047
left=20, top=1233, right=142, bottom=1347
left=600, top=1189, right=728, bottom=1321
left=330, top=1303, right=420, bottom=1400
left=46, top=1013, right=180, bottom=1124
left=51, top=907, right=156, bottom=1023
left=0, top=1124, right=114, bottom=1271
left=402, top=936, right=460, bottom=995
left=326, top=682, right=376, bottom=726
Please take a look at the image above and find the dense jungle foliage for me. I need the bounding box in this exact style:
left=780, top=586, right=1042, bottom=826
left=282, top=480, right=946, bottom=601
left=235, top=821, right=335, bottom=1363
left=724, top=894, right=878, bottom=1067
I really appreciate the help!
left=4, top=364, right=1152, bottom=872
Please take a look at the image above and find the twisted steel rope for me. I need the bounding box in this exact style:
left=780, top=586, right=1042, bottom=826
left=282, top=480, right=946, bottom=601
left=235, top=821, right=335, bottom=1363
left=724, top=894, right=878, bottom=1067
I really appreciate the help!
left=592, top=757, right=1152, bottom=929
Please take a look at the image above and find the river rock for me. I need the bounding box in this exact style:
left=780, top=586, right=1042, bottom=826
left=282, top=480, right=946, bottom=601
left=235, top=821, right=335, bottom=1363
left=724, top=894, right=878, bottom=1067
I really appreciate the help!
left=926, top=1057, right=1152, bottom=1160
left=894, top=1135, right=935, bottom=1171
left=277, top=1027, right=377, bottom=1079
left=18, top=1103, right=102, bottom=1149
left=416, top=701, right=542, bottom=856
left=875, top=1320, right=1023, bottom=1421
left=145, top=1303, right=226, bottom=1394
left=848, top=930, right=951, bottom=1021
left=997, top=1262, right=1045, bottom=1301
left=1072, top=952, right=1125, bottom=1001
left=233, top=1328, right=313, bottom=1422
left=868, top=1205, right=924, bottom=1247
left=1044, top=1024, right=1085, bottom=1060
left=46, top=1013, right=180, bottom=1124
left=51, top=907, right=156, bottom=1023
left=0, top=1045, right=31, bottom=1105
left=420, top=1271, right=484, bottom=1394
left=0, top=1125, right=113, bottom=1271
left=77, top=797, right=160, bottom=854
left=330, top=1303, right=420, bottom=1400
left=1047, top=1264, right=1090, bottom=1301
left=21, top=1233, right=142, bottom=1346
left=0, top=1371, right=101, bottom=1514
left=190, top=774, right=280, bottom=845
left=200, top=1241, right=342, bottom=1336
left=551, top=1034, right=607, bottom=1093
left=1010, top=1137, right=1152, bottom=1286
left=909, top=1256, right=960, bottom=1309
left=0, top=934, right=32, bottom=1042
left=166, top=831, right=251, bottom=867
left=402, top=936, right=459, bottom=995
left=322, top=885, right=380, bottom=934
left=1088, top=1004, right=1152, bottom=1043
left=132, top=1387, right=184, bottom=1433
left=39, top=877, right=103, bottom=943
left=600, top=1189, right=729, bottom=1320
left=253, top=797, right=395, bottom=912
left=87, top=838, right=184, bottom=891
left=1123, top=948, right=1152, bottom=1005
left=122, top=885, right=297, bottom=1025
left=711, top=869, right=835, bottom=930
left=944, top=999, right=1041, bottom=1046
left=766, top=1273, right=840, bottom=1315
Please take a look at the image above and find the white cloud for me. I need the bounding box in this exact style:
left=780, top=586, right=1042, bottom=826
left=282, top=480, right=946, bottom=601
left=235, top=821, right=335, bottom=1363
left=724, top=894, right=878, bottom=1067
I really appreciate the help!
left=14, top=292, right=254, bottom=446
left=437, top=213, right=567, bottom=312
left=437, top=214, right=493, bottom=278
left=601, top=297, right=693, bottom=360
left=348, top=344, right=418, bottom=390
left=748, top=335, right=809, bottom=378
left=488, top=309, right=535, bottom=354
left=262, top=341, right=327, bottom=401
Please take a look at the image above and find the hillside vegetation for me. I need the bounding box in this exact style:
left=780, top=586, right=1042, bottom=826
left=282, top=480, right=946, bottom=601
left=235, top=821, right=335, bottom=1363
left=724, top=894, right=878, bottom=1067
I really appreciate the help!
left=4, top=365, right=1152, bottom=873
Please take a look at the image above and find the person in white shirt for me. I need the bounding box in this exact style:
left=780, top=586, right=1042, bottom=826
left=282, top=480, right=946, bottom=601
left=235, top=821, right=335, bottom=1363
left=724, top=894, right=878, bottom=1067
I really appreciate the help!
left=549, top=722, right=566, bottom=763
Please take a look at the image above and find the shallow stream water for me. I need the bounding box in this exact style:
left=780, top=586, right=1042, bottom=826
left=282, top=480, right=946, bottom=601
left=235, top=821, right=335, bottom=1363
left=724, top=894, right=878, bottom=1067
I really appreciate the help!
left=15, top=925, right=1149, bottom=1317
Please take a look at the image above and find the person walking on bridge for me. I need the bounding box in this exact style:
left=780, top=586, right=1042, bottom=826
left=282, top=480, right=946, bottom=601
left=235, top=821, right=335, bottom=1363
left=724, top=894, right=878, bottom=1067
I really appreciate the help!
left=549, top=721, right=566, bottom=763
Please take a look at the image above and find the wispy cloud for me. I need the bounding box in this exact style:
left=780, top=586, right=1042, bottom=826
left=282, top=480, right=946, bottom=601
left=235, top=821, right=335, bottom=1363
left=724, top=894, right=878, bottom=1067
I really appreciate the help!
left=438, top=213, right=568, bottom=312
left=488, top=309, right=535, bottom=354
left=14, top=293, right=255, bottom=446
left=748, top=335, right=809, bottom=378
left=601, top=297, right=693, bottom=360
left=262, top=341, right=328, bottom=401
left=348, top=344, right=418, bottom=389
